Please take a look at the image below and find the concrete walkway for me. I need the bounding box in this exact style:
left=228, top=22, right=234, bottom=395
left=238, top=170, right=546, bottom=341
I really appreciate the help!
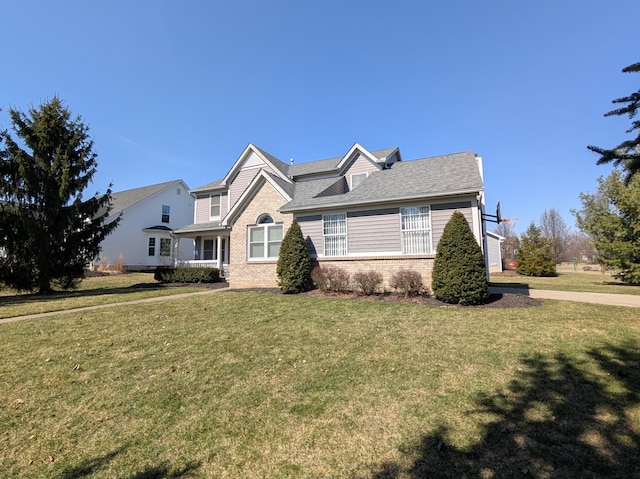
left=490, top=286, right=640, bottom=308
left=0, top=287, right=230, bottom=325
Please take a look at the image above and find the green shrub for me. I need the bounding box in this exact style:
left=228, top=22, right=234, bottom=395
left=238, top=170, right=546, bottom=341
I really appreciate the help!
left=311, top=265, right=351, bottom=293
left=276, top=220, right=313, bottom=293
left=516, top=222, right=556, bottom=277
left=352, top=270, right=383, bottom=295
left=432, top=211, right=489, bottom=305
left=154, top=267, right=220, bottom=283
left=390, top=269, right=425, bottom=297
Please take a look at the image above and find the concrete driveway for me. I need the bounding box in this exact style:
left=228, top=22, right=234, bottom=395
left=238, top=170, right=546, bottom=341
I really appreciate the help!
left=490, top=286, right=640, bottom=308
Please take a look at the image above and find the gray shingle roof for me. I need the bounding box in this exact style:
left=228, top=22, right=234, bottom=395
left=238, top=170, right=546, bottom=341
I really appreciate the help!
left=173, top=221, right=228, bottom=234
left=280, top=151, right=482, bottom=213
left=107, top=180, right=187, bottom=216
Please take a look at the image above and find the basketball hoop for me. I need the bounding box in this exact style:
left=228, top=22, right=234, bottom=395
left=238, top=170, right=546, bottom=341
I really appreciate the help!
left=500, top=218, right=517, bottom=223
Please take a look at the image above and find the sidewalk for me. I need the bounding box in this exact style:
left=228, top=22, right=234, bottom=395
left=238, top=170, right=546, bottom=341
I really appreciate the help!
left=0, top=287, right=230, bottom=325
left=489, top=286, right=640, bottom=308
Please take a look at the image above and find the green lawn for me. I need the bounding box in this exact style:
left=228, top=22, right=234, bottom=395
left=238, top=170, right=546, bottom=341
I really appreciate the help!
left=1, top=287, right=639, bottom=478
left=0, top=273, right=212, bottom=319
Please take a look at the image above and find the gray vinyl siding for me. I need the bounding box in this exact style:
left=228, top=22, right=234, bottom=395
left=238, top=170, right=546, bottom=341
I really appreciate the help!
left=345, top=154, right=379, bottom=177
left=431, top=202, right=473, bottom=248
left=195, top=195, right=209, bottom=223
left=347, top=208, right=400, bottom=254
left=229, top=167, right=263, bottom=209
left=296, top=214, right=322, bottom=257
left=195, top=192, right=228, bottom=223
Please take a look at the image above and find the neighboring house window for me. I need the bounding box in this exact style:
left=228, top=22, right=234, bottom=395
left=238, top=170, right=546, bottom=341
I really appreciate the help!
left=248, top=215, right=283, bottom=260
left=350, top=172, right=368, bottom=189
left=160, top=238, right=172, bottom=257
left=401, top=206, right=432, bottom=254
left=148, top=238, right=156, bottom=256
left=210, top=195, right=221, bottom=219
left=323, top=213, right=347, bottom=256
left=203, top=239, right=215, bottom=260
left=162, top=205, right=170, bottom=223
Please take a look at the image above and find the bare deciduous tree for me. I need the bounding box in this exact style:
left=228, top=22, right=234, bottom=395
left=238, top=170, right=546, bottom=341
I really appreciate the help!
left=540, top=208, right=571, bottom=263
left=493, top=219, right=519, bottom=266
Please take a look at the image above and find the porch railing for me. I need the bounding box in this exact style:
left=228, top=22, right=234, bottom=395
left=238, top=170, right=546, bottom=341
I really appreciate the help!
left=176, top=260, right=227, bottom=278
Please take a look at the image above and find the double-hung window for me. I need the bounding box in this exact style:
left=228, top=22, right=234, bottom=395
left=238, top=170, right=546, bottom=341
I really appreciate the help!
left=401, top=206, right=432, bottom=254
left=160, top=238, right=172, bottom=257
left=248, top=215, right=283, bottom=260
left=148, top=238, right=156, bottom=256
left=162, top=205, right=170, bottom=223
left=323, top=213, right=347, bottom=256
left=210, top=195, right=221, bottom=219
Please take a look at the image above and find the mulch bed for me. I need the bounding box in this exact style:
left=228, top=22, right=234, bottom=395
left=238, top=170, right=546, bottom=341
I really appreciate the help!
left=229, top=287, right=543, bottom=308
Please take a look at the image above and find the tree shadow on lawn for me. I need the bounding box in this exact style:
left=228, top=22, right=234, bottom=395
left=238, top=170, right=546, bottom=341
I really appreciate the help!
left=362, top=341, right=640, bottom=479
left=56, top=447, right=201, bottom=479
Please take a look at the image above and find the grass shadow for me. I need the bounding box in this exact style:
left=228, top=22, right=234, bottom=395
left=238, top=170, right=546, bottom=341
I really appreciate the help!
left=56, top=448, right=200, bottom=479
left=361, top=341, right=640, bottom=478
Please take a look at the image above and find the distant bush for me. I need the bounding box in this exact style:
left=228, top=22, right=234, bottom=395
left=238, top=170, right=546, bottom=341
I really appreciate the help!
left=516, top=222, right=556, bottom=277
left=390, top=269, right=425, bottom=297
left=312, top=265, right=351, bottom=293
left=352, top=270, right=383, bottom=295
left=154, top=267, right=220, bottom=283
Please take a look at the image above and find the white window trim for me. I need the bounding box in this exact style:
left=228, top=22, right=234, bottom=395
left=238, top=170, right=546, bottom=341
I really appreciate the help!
left=247, top=223, right=283, bottom=261
left=400, top=206, right=433, bottom=254
left=350, top=172, right=368, bottom=190
left=322, top=212, right=347, bottom=257
left=161, top=205, right=170, bottom=223
left=210, top=194, right=221, bottom=220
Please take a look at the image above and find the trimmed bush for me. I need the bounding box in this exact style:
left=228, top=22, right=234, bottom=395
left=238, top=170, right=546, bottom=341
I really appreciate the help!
left=352, top=270, right=383, bottom=295
left=276, top=220, right=313, bottom=293
left=154, top=267, right=220, bottom=283
left=390, top=269, right=425, bottom=297
left=516, top=222, right=556, bottom=277
left=311, top=265, right=351, bottom=293
left=432, top=211, right=489, bottom=305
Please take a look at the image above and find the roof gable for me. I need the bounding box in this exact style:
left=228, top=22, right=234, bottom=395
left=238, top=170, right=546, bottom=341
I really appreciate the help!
left=108, top=179, right=189, bottom=217
left=221, top=143, right=291, bottom=187
left=224, top=170, right=293, bottom=225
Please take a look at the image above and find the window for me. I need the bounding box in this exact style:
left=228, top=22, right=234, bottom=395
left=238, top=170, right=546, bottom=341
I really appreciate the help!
left=210, top=195, right=221, bottom=218
left=148, top=238, right=156, bottom=256
left=350, top=172, right=368, bottom=189
left=401, top=206, right=432, bottom=254
left=248, top=215, right=283, bottom=260
left=162, top=205, right=170, bottom=223
left=203, top=239, right=215, bottom=260
left=323, top=213, right=347, bottom=256
left=160, top=238, right=172, bottom=257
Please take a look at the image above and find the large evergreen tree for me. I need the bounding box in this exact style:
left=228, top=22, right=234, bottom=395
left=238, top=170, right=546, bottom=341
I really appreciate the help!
left=516, top=222, right=556, bottom=277
left=0, top=97, right=119, bottom=293
left=588, top=62, right=640, bottom=182
left=276, top=220, right=313, bottom=293
left=573, top=169, right=640, bottom=284
left=432, top=211, right=488, bottom=305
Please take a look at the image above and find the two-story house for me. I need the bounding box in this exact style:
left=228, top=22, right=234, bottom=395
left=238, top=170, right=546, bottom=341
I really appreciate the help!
left=173, top=143, right=488, bottom=289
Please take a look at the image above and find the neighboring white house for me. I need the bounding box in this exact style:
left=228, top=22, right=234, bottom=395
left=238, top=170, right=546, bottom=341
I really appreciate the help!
left=93, top=180, right=195, bottom=270
left=486, top=231, right=505, bottom=273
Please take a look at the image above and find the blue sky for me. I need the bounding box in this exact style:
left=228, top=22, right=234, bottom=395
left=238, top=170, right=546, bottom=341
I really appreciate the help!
left=2, top=0, right=638, bottom=233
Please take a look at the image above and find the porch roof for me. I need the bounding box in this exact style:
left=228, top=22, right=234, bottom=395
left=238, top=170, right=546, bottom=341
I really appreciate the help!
left=173, top=221, right=230, bottom=236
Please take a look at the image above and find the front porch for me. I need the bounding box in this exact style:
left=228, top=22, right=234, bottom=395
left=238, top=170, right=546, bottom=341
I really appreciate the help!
left=172, top=222, right=231, bottom=279
left=176, top=259, right=229, bottom=278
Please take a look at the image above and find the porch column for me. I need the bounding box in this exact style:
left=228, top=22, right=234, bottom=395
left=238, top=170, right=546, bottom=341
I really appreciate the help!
left=216, top=235, right=222, bottom=270
left=174, top=237, right=181, bottom=266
